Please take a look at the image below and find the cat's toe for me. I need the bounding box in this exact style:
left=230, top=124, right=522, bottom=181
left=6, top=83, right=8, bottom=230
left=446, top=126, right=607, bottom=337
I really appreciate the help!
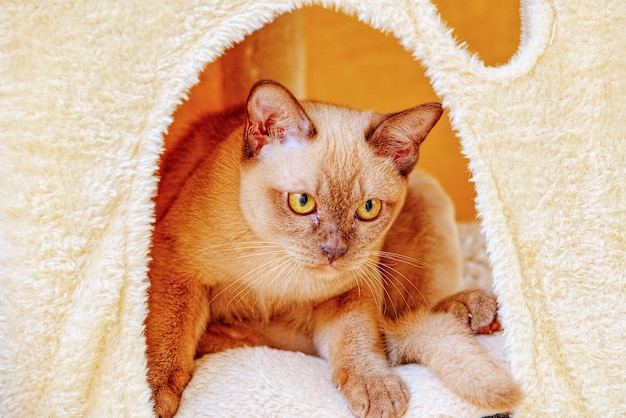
left=152, top=385, right=181, bottom=418
left=336, top=368, right=408, bottom=418
left=151, top=369, right=192, bottom=418
left=464, top=290, right=499, bottom=333
left=433, top=289, right=500, bottom=334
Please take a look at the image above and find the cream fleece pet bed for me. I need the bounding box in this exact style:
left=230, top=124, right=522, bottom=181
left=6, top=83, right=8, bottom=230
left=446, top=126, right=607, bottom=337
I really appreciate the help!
left=1, top=1, right=625, bottom=417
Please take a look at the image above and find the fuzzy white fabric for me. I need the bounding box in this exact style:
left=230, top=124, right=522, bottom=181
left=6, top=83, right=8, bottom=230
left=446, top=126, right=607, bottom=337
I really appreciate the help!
left=178, top=335, right=510, bottom=418
left=1, top=0, right=624, bottom=417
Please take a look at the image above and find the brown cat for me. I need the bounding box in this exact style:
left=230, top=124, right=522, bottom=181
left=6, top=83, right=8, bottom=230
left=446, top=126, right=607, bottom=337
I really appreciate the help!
left=146, top=80, right=521, bottom=418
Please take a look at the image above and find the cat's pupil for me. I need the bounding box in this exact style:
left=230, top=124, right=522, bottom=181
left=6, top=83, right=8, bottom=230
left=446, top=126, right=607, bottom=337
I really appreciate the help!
left=364, top=200, right=373, bottom=212
left=299, top=194, right=308, bottom=207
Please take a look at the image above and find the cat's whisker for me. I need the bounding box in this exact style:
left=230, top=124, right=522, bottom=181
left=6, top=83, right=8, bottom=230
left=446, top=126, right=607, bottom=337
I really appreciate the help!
left=210, top=253, right=288, bottom=306
left=361, top=259, right=397, bottom=315
left=372, top=250, right=434, bottom=271
left=379, top=264, right=426, bottom=318
left=375, top=262, right=409, bottom=319
left=251, top=257, right=295, bottom=315
left=377, top=261, right=428, bottom=309
left=210, top=277, right=248, bottom=307
left=357, top=255, right=430, bottom=317
left=231, top=250, right=287, bottom=260
left=194, top=241, right=267, bottom=252
left=352, top=262, right=384, bottom=314
left=366, top=250, right=431, bottom=309
left=350, top=270, right=363, bottom=300
left=195, top=241, right=284, bottom=256
left=276, top=259, right=300, bottom=307
left=227, top=256, right=289, bottom=307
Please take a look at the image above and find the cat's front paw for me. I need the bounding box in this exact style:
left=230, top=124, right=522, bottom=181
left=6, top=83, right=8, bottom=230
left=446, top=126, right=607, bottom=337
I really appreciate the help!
left=334, top=366, right=409, bottom=418
left=433, top=289, right=501, bottom=334
left=150, top=368, right=193, bottom=418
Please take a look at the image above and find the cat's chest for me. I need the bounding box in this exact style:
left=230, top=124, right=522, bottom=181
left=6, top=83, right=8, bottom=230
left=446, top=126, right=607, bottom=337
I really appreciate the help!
left=206, top=281, right=315, bottom=327
left=204, top=261, right=357, bottom=324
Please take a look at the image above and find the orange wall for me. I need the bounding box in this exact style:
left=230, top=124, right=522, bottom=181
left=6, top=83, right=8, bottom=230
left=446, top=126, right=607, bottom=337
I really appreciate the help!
left=165, top=2, right=520, bottom=221
left=301, top=3, right=520, bottom=220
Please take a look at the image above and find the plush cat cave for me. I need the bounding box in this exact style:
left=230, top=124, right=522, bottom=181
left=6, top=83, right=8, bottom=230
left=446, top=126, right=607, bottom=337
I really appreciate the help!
left=1, top=1, right=624, bottom=416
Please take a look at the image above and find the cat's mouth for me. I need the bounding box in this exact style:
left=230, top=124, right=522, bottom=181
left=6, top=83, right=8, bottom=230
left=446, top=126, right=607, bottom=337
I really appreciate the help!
left=287, top=248, right=357, bottom=280
left=320, top=263, right=342, bottom=273
left=291, top=257, right=342, bottom=278
left=307, top=262, right=342, bottom=275
left=303, top=258, right=358, bottom=280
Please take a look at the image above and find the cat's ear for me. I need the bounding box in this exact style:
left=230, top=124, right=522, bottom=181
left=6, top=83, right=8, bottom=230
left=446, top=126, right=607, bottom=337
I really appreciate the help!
left=368, top=103, right=443, bottom=176
left=244, top=80, right=316, bottom=158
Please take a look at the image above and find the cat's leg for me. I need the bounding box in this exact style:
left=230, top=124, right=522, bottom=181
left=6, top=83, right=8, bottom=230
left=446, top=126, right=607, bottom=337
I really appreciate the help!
left=311, top=288, right=409, bottom=418
left=383, top=309, right=522, bottom=411
left=145, top=270, right=209, bottom=418
left=380, top=170, right=520, bottom=410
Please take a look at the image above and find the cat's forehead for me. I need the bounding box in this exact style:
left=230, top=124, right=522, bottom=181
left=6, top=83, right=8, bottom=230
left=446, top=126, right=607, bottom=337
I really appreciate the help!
left=271, top=103, right=401, bottom=199
left=246, top=101, right=405, bottom=202
left=301, top=102, right=391, bottom=170
left=302, top=101, right=379, bottom=139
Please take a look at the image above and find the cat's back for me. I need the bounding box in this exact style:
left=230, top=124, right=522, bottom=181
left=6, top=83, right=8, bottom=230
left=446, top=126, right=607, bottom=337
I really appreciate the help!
left=155, top=107, right=246, bottom=223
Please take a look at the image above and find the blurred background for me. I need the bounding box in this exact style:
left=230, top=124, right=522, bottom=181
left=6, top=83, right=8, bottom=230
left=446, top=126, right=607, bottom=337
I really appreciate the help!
left=163, top=1, right=520, bottom=221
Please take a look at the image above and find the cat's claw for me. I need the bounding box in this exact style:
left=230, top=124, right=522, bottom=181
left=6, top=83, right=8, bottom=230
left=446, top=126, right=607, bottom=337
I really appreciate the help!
left=336, top=368, right=409, bottom=418
left=476, top=318, right=502, bottom=334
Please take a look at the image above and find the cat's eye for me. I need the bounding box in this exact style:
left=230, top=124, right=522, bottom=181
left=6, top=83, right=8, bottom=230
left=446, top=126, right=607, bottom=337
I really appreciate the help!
left=355, top=199, right=382, bottom=221
left=288, top=192, right=317, bottom=215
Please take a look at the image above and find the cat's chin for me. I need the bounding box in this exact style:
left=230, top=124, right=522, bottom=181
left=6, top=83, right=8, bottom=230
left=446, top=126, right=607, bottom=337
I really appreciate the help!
left=305, top=263, right=354, bottom=282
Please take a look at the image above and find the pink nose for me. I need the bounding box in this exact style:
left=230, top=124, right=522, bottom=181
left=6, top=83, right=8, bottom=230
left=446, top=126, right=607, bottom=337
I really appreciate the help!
left=321, top=244, right=347, bottom=262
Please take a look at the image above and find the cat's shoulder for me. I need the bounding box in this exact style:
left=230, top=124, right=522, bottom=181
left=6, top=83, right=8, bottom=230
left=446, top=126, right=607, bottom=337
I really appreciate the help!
left=164, top=106, right=246, bottom=170
left=156, top=106, right=246, bottom=222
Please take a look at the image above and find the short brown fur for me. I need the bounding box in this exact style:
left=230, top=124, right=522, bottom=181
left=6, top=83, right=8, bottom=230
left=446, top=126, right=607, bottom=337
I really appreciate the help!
left=146, top=80, right=521, bottom=417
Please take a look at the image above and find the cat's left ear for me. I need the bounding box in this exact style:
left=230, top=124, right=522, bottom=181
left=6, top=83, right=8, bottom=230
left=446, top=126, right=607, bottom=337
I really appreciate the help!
left=244, top=80, right=316, bottom=158
left=368, top=103, right=443, bottom=176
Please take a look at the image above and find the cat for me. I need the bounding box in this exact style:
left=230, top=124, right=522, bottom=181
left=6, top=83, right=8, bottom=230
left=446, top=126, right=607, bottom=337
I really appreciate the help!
left=145, top=80, right=521, bottom=418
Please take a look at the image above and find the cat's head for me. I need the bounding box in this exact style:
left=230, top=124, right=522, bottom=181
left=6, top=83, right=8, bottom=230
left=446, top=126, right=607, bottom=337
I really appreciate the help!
left=239, top=80, right=442, bottom=282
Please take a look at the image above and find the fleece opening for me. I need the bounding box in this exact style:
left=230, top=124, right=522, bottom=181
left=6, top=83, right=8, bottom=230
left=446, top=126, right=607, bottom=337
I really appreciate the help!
left=161, top=4, right=520, bottom=222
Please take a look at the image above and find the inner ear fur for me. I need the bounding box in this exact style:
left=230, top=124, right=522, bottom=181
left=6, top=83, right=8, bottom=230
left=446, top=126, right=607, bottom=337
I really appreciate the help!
left=244, top=80, right=316, bottom=158
left=367, top=103, right=443, bottom=176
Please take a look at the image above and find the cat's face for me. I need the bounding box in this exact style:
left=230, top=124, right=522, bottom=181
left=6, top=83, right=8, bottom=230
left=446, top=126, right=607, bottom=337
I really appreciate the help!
left=238, top=81, right=442, bottom=284
left=240, top=103, right=408, bottom=279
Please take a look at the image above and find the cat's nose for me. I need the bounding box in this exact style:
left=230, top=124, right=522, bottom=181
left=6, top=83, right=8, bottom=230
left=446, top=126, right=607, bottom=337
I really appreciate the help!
left=321, top=243, right=347, bottom=262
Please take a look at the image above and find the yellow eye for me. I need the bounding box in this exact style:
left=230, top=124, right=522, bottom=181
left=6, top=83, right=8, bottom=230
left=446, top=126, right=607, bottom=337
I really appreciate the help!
left=355, top=199, right=382, bottom=221
left=288, top=192, right=317, bottom=215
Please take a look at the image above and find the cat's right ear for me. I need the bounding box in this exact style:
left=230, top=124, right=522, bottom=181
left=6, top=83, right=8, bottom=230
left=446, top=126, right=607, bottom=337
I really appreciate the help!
left=244, top=80, right=316, bottom=158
